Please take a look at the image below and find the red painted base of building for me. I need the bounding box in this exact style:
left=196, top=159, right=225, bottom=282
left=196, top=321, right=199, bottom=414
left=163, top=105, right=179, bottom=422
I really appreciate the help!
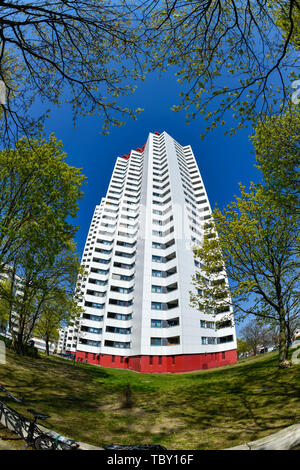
left=75, top=349, right=237, bottom=373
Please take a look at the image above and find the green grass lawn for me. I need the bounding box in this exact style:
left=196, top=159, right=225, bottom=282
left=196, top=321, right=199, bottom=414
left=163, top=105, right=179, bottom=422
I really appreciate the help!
left=0, top=348, right=299, bottom=450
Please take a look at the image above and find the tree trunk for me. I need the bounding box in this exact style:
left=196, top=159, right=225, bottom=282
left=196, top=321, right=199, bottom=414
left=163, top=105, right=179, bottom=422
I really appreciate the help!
left=14, top=332, right=24, bottom=355
left=45, top=334, right=50, bottom=356
left=279, top=312, right=289, bottom=367
left=286, top=319, right=292, bottom=347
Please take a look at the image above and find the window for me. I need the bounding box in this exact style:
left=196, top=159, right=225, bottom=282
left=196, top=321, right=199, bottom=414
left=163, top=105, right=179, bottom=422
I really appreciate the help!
left=152, top=255, right=163, bottom=263
left=83, top=313, right=103, bottom=322
left=151, top=319, right=162, bottom=328
left=167, top=336, right=180, bottom=345
left=112, top=273, right=134, bottom=282
left=88, top=278, right=107, bottom=286
left=151, top=337, right=162, bottom=346
left=218, top=335, right=233, bottom=344
left=81, top=326, right=102, bottom=334
left=104, top=340, right=131, bottom=349
left=86, top=289, right=106, bottom=297
left=79, top=339, right=101, bottom=347
left=152, top=285, right=162, bottom=293
left=110, top=286, right=133, bottom=294
left=106, top=326, right=131, bottom=335
left=208, top=337, right=216, bottom=344
left=107, top=312, right=132, bottom=321
left=84, top=301, right=104, bottom=309
left=152, top=242, right=163, bottom=249
left=151, top=302, right=162, bottom=310
left=109, top=299, right=133, bottom=307
left=91, top=268, right=109, bottom=275
left=152, top=270, right=163, bottom=277
left=165, top=318, right=178, bottom=327
left=202, top=336, right=216, bottom=345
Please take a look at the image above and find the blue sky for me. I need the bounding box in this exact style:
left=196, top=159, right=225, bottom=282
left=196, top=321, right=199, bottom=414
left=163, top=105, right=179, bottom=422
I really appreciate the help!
left=39, top=69, right=261, bottom=259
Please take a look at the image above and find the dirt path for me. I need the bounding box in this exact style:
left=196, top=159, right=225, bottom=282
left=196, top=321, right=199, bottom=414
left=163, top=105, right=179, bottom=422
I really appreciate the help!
left=0, top=424, right=30, bottom=450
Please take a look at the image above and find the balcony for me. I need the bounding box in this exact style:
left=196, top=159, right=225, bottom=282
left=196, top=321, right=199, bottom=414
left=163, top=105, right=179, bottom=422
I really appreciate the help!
left=108, top=298, right=133, bottom=308
left=150, top=336, right=180, bottom=346
left=108, top=290, right=134, bottom=302
left=104, top=339, right=131, bottom=349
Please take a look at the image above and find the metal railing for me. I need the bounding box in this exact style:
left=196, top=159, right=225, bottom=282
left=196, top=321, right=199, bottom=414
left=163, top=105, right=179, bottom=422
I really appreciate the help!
left=0, top=386, right=79, bottom=450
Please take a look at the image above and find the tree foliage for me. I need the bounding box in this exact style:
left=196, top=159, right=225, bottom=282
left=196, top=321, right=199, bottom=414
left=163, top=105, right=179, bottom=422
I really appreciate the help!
left=0, top=135, right=86, bottom=354
left=191, top=184, right=299, bottom=366
left=34, top=287, right=83, bottom=356
left=0, top=0, right=146, bottom=145
left=147, top=0, right=300, bottom=137
left=0, top=134, right=86, bottom=273
left=1, top=1, right=300, bottom=143
left=240, top=319, right=273, bottom=355
left=3, top=240, right=83, bottom=354
left=251, top=107, right=300, bottom=215
left=190, top=221, right=232, bottom=322
left=236, top=338, right=250, bottom=357
left=0, top=277, right=10, bottom=331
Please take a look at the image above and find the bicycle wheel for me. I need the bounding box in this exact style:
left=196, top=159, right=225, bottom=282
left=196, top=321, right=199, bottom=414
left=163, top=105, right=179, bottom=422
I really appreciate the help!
left=34, top=435, right=55, bottom=450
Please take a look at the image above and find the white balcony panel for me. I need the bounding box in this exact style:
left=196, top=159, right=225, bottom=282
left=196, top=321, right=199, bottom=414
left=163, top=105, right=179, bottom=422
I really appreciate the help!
left=80, top=331, right=102, bottom=341
left=105, top=318, right=133, bottom=328
left=111, top=267, right=135, bottom=277
left=106, top=304, right=133, bottom=314
left=80, top=319, right=104, bottom=329
left=77, top=344, right=101, bottom=353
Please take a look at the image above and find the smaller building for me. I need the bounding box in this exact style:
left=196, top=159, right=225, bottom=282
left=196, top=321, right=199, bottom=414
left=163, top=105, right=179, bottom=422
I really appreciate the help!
left=57, top=327, right=69, bottom=353
left=30, top=337, right=56, bottom=354
left=293, top=329, right=300, bottom=346
left=0, top=269, right=24, bottom=338
left=57, top=324, right=79, bottom=354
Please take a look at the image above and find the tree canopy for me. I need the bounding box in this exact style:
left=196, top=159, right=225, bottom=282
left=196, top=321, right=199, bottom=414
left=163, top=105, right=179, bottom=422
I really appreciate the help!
left=3, top=241, right=83, bottom=354
left=0, top=134, right=86, bottom=353
left=0, top=134, right=86, bottom=273
left=191, top=184, right=299, bottom=366
left=0, top=0, right=146, bottom=144
left=1, top=1, right=300, bottom=143
left=147, top=0, right=300, bottom=137
left=251, top=107, right=300, bottom=215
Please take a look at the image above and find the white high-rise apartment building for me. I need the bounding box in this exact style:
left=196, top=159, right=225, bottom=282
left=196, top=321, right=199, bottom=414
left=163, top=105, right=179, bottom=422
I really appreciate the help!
left=66, top=131, right=237, bottom=372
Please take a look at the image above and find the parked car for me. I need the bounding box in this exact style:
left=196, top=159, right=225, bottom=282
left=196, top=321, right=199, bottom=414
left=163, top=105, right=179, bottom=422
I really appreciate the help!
left=60, top=352, right=74, bottom=359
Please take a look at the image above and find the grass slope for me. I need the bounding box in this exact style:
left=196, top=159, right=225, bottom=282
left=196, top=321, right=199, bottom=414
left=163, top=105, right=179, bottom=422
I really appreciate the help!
left=0, top=349, right=299, bottom=450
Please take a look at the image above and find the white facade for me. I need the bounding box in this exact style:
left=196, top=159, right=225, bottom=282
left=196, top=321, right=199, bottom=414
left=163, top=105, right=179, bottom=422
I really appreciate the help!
left=65, top=131, right=237, bottom=371
left=0, top=270, right=24, bottom=338
left=30, top=337, right=56, bottom=354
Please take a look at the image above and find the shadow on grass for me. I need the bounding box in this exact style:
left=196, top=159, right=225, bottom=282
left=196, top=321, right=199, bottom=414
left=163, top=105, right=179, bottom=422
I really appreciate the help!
left=1, top=348, right=300, bottom=449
